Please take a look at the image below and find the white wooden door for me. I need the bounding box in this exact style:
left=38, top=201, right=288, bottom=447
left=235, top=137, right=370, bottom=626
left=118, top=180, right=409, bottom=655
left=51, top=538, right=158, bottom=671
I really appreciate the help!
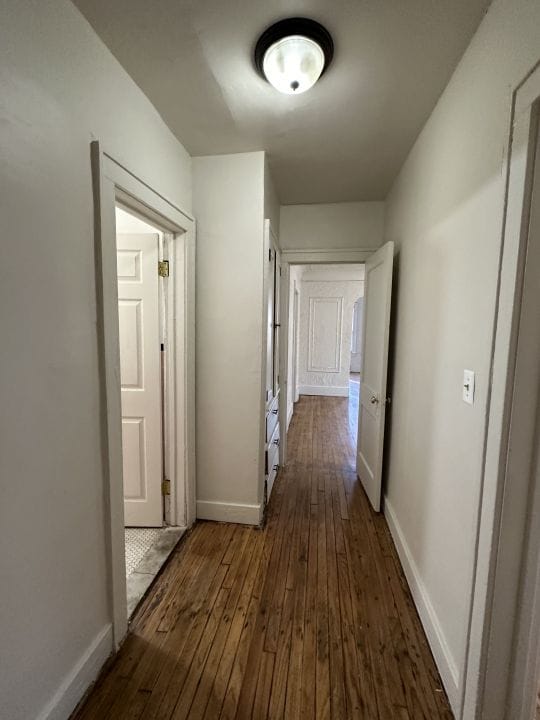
left=273, top=247, right=281, bottom=399
left=266, top=246, right=275, bottom=405
left=265, top=231, right=281, bottom=407
left=117, top=233, right=163, bottom=527
left=292, top=288, right=299, bottom=405
left=356, top=241, right=394, bottom=511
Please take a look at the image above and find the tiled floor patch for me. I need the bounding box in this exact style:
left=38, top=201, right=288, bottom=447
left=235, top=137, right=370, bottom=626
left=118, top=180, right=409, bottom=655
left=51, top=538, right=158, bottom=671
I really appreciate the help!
left=125, top=528, right=162, bottom=575
left=124, top=526, right=185, bottom=618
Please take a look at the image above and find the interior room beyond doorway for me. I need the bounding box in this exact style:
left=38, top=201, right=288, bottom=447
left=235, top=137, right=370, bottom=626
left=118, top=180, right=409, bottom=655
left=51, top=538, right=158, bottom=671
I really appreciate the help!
left=286, top=263, right=365, bottom=439
left=115, top=206, right=185, bottom=617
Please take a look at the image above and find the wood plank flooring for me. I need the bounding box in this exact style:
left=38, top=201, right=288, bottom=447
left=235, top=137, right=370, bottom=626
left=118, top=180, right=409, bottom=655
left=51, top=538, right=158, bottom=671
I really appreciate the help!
left=73, top=390, right=454, bottom=720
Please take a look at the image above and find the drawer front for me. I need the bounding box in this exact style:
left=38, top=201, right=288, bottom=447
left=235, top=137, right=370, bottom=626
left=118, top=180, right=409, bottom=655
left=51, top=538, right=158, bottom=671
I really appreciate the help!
left=267, top=416, right=280, bottom=450
left=267, top=461, right=278, bottom=499
left=268, top=420, right=280, bottom=454
left=266, top=405, right=279, bottom=442
left=266, top=440, right=279, bottom=499
left=267, top=439, right=279, bottom=474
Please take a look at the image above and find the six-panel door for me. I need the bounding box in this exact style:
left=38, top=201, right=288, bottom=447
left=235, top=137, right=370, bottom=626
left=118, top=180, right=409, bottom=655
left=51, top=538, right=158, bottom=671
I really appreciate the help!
left=117, top=233, right=163, bottom=527
left=356, top=241, right=394, bottom=512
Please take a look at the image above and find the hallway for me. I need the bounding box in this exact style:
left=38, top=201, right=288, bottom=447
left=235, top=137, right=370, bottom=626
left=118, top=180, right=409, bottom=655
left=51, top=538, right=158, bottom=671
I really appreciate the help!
left=74, top=395, right=453, bottom=720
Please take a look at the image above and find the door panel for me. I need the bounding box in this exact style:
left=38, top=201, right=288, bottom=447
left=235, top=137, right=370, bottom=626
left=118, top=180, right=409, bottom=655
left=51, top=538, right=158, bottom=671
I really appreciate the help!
left=308, top=296, right=343, bottom=371
left=121, top=418, right=145, bottom=499
left=118, top=300, right=143, bottom=387
left=117, top=233, right=163, bottom=527
left=356, top=241, right=394, bottom=511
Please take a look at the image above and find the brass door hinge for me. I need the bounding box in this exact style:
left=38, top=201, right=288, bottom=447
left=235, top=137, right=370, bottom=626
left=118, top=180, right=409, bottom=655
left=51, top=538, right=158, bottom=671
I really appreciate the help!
left=162, top=479, right=171, bottom=496
left=158, top=260, right=169, bottom=277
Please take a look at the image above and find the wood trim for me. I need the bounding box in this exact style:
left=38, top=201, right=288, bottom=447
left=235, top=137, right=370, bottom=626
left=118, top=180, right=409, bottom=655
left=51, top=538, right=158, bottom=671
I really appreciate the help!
left=91, top=142, right=128, bottom=646
left=287, top=403, right=294, bottom=430
left=463, top=62, right=540, bottom=720
left=196, top=500, right=263, bottom=525
left=385, top=499, right=460, bottom=712
left=37, top=624, right=112, bottom=720
left=281, top=247, right=374, bottom=264
left=298, top=385, right=349, bottom=397
left=103, top=154, right=194, bottom=226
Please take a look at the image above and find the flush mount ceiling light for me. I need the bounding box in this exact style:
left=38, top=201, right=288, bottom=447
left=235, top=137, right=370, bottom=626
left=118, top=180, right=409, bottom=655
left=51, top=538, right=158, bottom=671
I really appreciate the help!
left=254, top=18, right=334, bottom=95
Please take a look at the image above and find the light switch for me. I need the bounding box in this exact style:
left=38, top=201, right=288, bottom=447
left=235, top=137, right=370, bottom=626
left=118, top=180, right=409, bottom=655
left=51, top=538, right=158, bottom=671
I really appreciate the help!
left=463, top=369, right=475, bottom=405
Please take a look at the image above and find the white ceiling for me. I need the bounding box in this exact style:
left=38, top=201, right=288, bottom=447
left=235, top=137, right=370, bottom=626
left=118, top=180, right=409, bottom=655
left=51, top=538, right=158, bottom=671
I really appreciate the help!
left=72, top=0, right=490, bottom=204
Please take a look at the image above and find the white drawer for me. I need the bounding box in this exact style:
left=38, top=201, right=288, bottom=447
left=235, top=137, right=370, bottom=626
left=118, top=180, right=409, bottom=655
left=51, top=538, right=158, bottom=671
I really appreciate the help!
left=266, top=438, right=279, bottom=499
left=267, top=439, right=279, bottom=473
left=267, top=460, right=278, bottom=499
left=267, top=420, right=280, bottom=453
left=266, top=404, right=279, bottom=442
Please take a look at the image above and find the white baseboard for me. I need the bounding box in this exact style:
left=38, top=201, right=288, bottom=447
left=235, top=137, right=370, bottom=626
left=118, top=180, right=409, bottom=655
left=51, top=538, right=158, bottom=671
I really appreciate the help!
left=384, top=499, right=460, bottom=713
left=196, top=499, right=262, bottom=525
left=37, top=624, right=112, bottom=720
left=287, top=403, right=294, bottom=429
left=299, top=385, right=349, bottom=397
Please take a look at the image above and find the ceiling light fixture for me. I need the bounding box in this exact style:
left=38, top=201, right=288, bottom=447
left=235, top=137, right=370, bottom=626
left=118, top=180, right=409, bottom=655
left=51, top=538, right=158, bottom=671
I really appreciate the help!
left=254, top=18, right=334, bottom=95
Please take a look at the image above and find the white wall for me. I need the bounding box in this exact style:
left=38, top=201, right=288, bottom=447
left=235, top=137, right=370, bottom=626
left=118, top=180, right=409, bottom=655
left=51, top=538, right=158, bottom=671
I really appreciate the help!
left=382, top=0, right=540, bottom=712
left=280, top=201, right=384, bottom=250
left=297, top=265, right=364, bottom=398
left=192, top=152, right=266, bottom=524
left=264, top=159, right=280, bottom=238
left=0, top=2, right=192, bottom=719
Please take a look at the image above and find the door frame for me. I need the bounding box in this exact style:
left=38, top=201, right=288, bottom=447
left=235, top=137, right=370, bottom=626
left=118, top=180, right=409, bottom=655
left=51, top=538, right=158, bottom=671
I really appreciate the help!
left=279, top=248, right=374, bottom=466
left=462, top=62, right=540, bottom=720
left=91, top=141, right=196, bottom=647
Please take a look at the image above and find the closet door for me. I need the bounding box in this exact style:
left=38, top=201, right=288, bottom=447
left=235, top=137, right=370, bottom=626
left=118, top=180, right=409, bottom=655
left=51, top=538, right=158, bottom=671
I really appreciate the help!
left=117, top=233, right=163, bottom=527
left=273, top=248, right=281, bottom=399
left=266, top=243, right=276, bottom=405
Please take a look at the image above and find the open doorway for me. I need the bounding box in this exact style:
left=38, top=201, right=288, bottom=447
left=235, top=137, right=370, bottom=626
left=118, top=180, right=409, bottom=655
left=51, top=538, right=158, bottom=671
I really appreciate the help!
left=286, top=263, right=364, bottom=451
left=92, top=143, right=196, bottom=645
left=280, top=243, right=393, bottom=514
left=114, top=206, right=185, bottom=617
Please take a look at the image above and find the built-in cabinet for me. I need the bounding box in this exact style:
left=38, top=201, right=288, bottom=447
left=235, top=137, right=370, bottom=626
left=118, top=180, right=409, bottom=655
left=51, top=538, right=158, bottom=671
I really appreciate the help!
left=264, top=222, right=281, bottom=502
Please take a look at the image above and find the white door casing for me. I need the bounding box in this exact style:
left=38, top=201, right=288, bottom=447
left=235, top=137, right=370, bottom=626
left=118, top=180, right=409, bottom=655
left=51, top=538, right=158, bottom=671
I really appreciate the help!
left=356, top=241, right=394, bottom=511
left=117, top=233, right=163, bottom=527
left=92, top=142, right=196, bottom=647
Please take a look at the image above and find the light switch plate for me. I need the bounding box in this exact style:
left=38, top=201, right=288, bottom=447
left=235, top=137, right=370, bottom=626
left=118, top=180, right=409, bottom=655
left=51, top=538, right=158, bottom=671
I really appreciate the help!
left=463, top=369, right=475, bottom=405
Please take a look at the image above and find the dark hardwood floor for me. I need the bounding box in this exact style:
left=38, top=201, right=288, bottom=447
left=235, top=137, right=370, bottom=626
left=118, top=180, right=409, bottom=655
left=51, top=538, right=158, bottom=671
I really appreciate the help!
left=73, top=389, right=453, bottom=719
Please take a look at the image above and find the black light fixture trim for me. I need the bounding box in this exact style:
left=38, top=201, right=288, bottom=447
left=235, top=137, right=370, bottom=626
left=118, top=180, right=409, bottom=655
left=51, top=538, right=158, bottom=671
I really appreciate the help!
left=254, top=17, right=334, bottom=81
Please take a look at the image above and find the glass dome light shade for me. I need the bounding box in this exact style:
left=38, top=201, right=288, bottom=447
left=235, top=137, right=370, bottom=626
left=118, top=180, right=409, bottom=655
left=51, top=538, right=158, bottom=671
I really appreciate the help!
left=262, top=35, right=325, bottom=95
